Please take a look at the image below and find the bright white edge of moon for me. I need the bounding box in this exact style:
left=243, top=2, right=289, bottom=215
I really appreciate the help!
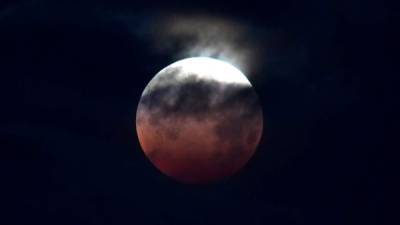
left=166, top=57, right=250, bottom=84
left=141, top=57, right=252, bottom=97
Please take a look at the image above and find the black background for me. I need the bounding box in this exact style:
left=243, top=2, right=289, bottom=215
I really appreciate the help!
left=0, top=0, right=395, bottom=224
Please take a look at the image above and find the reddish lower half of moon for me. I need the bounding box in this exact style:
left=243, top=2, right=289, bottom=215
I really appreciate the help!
left=136, top=111, right=263, bottom=184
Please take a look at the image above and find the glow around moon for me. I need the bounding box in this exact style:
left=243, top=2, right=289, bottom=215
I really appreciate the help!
left=136, top=57, right=263, bottom=184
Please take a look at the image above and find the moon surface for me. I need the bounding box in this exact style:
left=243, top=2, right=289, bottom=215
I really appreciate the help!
left=136, top=57, right=263, bottom=183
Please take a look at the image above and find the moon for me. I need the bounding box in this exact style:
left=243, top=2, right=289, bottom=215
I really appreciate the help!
left=136, top=57, right=263, bottom=184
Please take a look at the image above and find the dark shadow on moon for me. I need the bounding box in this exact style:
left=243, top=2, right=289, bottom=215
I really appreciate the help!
left=137, top=66, right=261, bottom=122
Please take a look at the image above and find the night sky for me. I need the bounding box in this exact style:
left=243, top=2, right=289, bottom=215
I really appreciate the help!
left=0, top=0, right=394, bottom=224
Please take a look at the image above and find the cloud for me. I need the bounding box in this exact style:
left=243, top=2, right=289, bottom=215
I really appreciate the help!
left=124, top=12, right=266, bottom=76
left=158, top=14, right=264, bottom=74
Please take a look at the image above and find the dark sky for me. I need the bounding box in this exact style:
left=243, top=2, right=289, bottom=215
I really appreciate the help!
left=0, top=0, right=394, bottom=225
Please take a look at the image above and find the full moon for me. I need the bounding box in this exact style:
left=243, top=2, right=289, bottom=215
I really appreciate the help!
left=136, top=57, right=263, bottom=184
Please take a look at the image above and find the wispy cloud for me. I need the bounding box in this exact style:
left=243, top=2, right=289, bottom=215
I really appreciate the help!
left=117, top=11, right=267, bottom=77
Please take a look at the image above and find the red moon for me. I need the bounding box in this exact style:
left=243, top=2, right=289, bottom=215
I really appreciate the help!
left=136, top=57, right=263, bottom=184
